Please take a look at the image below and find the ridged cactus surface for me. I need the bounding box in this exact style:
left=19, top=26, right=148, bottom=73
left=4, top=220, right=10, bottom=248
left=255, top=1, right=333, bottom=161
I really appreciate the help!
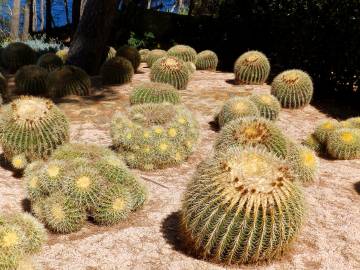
left=1, top=42, right=36, bottom=73
left=146, top=49, right=167, bottom=67
left=100, top=56, right=134, bottom=85
left=195, top=50, right=218, bottom=71
left=130, top=82, right=181, bottom=105
left=167, top=45, right=197, bottom=63
left=249, top=93, right=281, bottom=120
left=37, top=53, right=63, bottom=72
left=116, top=45, right=141, bottom=71
left=15, top=65, right=48, bottom=96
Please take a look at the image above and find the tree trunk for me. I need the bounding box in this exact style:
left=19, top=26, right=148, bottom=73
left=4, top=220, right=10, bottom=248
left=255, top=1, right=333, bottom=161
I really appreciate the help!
left=72, top=0, right=81, bottom=34
left=64, top=0, right=70, bottom=24
left=22, top=2, right=30, bottom=40
left=40, top=0, right=45, bottom=30
left=10, top=0, right=21, bottom=39
left=67, top=0, right=118, bottom=75
left=46, top=0, right=52, bottom=34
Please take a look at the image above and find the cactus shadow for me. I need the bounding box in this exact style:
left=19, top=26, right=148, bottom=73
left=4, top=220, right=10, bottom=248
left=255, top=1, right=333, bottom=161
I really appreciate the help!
left=0, top=153, right=23, bottom=178
left=161, top=211, right=198, bottom=260
left=21, top=198, right=32, bottom=213
left=354, top=181, right=360, bottom=195
left=225, top=79, right=238, bottom=85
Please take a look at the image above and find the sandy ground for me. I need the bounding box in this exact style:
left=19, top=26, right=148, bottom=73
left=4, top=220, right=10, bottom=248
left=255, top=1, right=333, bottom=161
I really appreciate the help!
left=0, top=64, right=359, bottom=270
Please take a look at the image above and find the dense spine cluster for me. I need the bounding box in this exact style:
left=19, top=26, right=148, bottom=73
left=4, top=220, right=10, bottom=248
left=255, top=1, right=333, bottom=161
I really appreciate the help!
left=111, top=103, right=199, bottom=170
left=234, top=51, right=270, bottom=85
left=25, top=143, right=146, bottom=233
left=0, top=96, right=69, bottom=167
left=100, top=56, right=134, bottom=85
left=139, top=49, right=150, bottom=63
left=181, top=146, right=305, bottom=264
left=37, top=53, right=63, bottom=72
left=116, top=45, right=141, bottom=71
left=130, top=82, right=181, bottom=105
left=47, top=65, right=92, bottom=98
left=56, top=48, right=69, bottom=63
left=150, top=56, right=190, bottom=90
left=15, top=65, right=48, bottom=96
left=249, top=93, right=281, bottom=120
left=195, top=50, right=218, bottom=71
left=326, top=128, right=360, bottom=159
left=146, top=49, right=167, bottom=67
left=271, top=69, right=313, bottom=109
left=1, top=42, right=36, bottom=73
left=167, top=45, right=197, bottom=63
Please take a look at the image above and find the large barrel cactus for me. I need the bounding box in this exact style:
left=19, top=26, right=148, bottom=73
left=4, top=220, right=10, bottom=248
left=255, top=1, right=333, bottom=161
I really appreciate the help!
left=249, top=93, right=281, bottom=121
left=150, top=56, right=190, bottom=90
left=116, top=45, right=141, bottom=71
left=1, top=42, right=36, bottom=73
left=217, top=97, right=260, bottom=128
left=313, top=119, right=340, bottom=144
left=100, top=56, right=134, bottom=85
left=0, top=96, right=69, bottom=168
left=0, top=213, right=46, bottom=270
left=327, top=128, right=360, bottom=160
left=36, top=53, right=63, bottom=72
left=130, top=82, right=181, bottom=105
left=181, top=146, right=306, bottom=265
left=215, top=117, right=289, bottom=158
left=24, top=143, right=146, bottom=233
left=15, top=65, right=48, bottom=96
left=111, top=103, right=199, bottom=170
left=47, top=65, right=92, bottom=98
left=195, top=50, right=218, bottom=71
left=271, top=69, right=313, bottom=109
left=139, top=49, right=150, bottom=63
left=234, top=51, right=270, bottom=85
left=146, top=49, right=167, bottom=67
left=167, top=45, right=197, bottom=64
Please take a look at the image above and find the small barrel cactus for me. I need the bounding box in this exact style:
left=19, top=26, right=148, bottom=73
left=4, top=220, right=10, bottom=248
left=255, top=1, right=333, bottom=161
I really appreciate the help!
left=181, top=146, right=305, bottom=265
left=343, top=117, right=360, bottom=129
left=56, top=47, right=69, bottom=63
left=107, top=47, right=117, bottom=60
left=139, top=49, right=150, bottom=63
left=150, top=56, right=190, bottom=90
left=302, top=133, right=324, bottom=155
left=24, top=143, right=146, bottom=233
left=116, top=45, right=141, bottom=71
left=0, top=72, right=7, bottom=100
left=0, top=213, right=46, bottom=269
left=217, top=97, right=260, bottom=128
left=130, top=82, right=181, bottom=105
left=313, top=119, right=340, bottom=144
left=111, top=103, right=199, bottom=170
left=100, top=56, right=134, bottom=85
left=167, top=44, right=197, bottom=63
left=1, top=42, right=36, bottom=73
left=36, top=53, right=63, bottom=72
left=249, top=93, right=281, bottom=120
left=287, top=143, right=318, bottom=184
left=271, top=69, right=313, bottom=109
left=195, top=50, right=218, bottom=71
left=0, top=96, right=70, bottom=167
left=215, top=117, right=289, bottom=158
left=15, top=65, right=48, bottom=96
left=234, top=50, right=270, bottom=85
left=146, top=49, right=167, bottom=67
left=47, top=65, right=92, bottom=98
left=327, top=128, right=360, bottom=160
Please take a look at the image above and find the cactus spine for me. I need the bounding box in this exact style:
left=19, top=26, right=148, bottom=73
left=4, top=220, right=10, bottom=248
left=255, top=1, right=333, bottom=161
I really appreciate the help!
left=100, top=56, right=134, bottom=85
left=56, top=48, right=69, bottom=63
left=181, top=146, right=305, bottom=264
left=313, top=119, right=340, bottom=144
left=36, top=53, right=63, bottom=72
left=326, top=128, right=360, bottom=159
left=150, top=56, right=190, bottom=90
left=249, top=93, right=281, bottom=121
left=139, top=49, right=150, bottom=63
left=271, top=69, right=313, bottom=109
left=146, top=49, right=167, bottom=67
left=167, top=45, right=197, bottom=63
left=195, top=50, right=218, bottom=71
left=116, top=45, right=141, bottom=71
left=15, top=65, right=48, bottom=96
left=130, top=82, right=181, bottom=105
left=234, top=51, right=270, bottom=85
left=1, top=42, right=36, bottom=73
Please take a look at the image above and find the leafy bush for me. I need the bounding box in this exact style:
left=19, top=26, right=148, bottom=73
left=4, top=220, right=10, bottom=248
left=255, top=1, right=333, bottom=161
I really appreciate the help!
left=127, top=31, right=156, bottom=49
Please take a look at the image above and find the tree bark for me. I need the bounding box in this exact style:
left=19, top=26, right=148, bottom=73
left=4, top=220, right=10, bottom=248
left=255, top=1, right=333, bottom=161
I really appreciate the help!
left=67, top=0, right=118, bottom=75
left=46, top=0, right=52, bottom=33
left=40, top=0, right=45, bottom=30
left=22, top=2, right=30, bottom=40
left=72, top=0, right=81, bottom=34
left=64, top=0, right=70, bottom=24
left=10, top=0, right=21, bottom=39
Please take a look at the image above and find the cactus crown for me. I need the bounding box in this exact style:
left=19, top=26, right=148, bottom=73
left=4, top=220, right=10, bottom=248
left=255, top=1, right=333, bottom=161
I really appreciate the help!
left=131, top=103, right=175, bottom=127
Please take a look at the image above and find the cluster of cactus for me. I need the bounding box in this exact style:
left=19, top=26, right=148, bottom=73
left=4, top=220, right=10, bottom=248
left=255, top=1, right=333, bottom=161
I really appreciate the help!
left=55, top=47, right=69, bottom=63
left=217, top=96, right=260, bottom=128
left=181, top=146, right=306, bottom=265
left=107, top=47, right=117, bottom=60
left=116, top=45, right=141, bottom=71
left=139, top=49, right=150, bottom=63
left=146, top=49, right=167, bottom=67
left=0, top=96, right=69, bottom=169
left=271, top=69, right=313, bottom=109
left=1, top=42, right=36, bottom=73
left=36, top=52, right=63, bottom=72
left=129, top=82, right=181, bottom=105
left=150, top=56, right=190, bottom=90
left=195, top=50, right=218, bottom=71
left=0, top=213, right=46, bottom=269
left=25, top=143, right=147, bottom=233
left=303, top=117, right=360, bottom=159
left=15, top=65, right=48, bottom=96
left=100, top=57, right=134, bottom=85
left=167, top=45, right=197, bottom=63
left=111, top=103, right=199, bottom=170
left=249, top=93, right=281, bottom=120
left=46, top=65, right=92, bottom=98
left=234, top=50, right=270, bottom=85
